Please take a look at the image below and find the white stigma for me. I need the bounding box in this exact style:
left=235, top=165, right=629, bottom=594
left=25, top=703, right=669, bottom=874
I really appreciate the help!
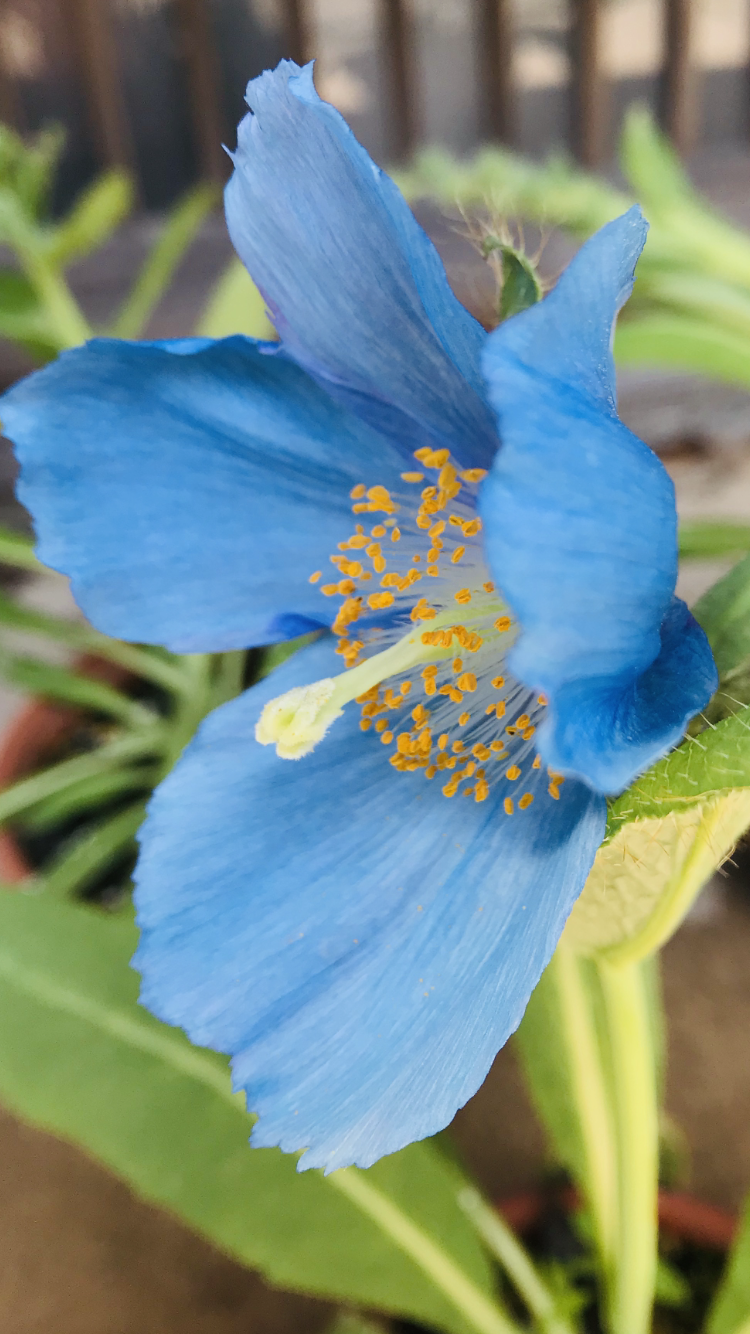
left=255, top=679, right=342, bottom=759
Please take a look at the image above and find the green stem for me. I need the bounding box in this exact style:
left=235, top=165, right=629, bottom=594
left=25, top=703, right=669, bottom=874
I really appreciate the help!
left=0, top=731, right=164, bottom=828
left=110, top=183, right=218, bottom=339
left=554, top=945, right=619, bottom=1276
left=457, top=1187, right=575, bottom=1334
left=596, top=959, right=658, bottom=1334
left=20, top=248, right=92, bottom=348
left=158, top=654, right=214, bottom=776
left=40, top=800, right=147, bottom=900
left=210, top=650, right=247, bottom=709
left=22, top=766, right=156, bottom=834
left=329, top=1169, right=523, bottom=1334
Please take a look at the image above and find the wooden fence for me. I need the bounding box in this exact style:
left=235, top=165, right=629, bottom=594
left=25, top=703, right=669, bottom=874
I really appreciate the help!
left=0, top=0, right=739, bottom=208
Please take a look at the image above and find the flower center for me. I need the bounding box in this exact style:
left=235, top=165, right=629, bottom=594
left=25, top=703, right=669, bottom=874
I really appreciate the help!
left=256, top=446, right=565, bottom=810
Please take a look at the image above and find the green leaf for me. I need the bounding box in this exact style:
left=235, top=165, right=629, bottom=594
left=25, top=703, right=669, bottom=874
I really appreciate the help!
left=707, top=1195, right=750, bottom=1334
left=615, top=314, right=750, bottom=389
left=0, top=653, right=155, bottom=728
left=42, top=170, right=134, bottom=268
left=196, top=256, right=275, bottom=340
left=0, top=889, right=508, bottom=1334
left=679, top=522, right=750, bottom=560
left=21, top=766, right=156, bottom=834
left=693, top=552, right=750, bottom=675
left=111, top=183, right=219, bottom=340
left=0, top=522, right=44, bottom=572
left=619, top=105, right=694, bottom=208
left=0, top=731, right=164, bottom=828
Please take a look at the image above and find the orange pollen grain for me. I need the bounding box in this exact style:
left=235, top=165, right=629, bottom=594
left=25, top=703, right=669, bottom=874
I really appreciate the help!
left=494, top=616, right=512, bottom=632
left=451, top=546, right=466, bottom=564
left=519, top=793, right=534, bottom=810
left=401, top=472, right=424, bottom=482
left=454, top=588, right=472, bottom=605
left=309, top=571, right=322, bottom=583
left=350, top=483, right=366, bottom=499
left=504, top=798, right=514, bottom=815
left=459, top=711, right=470, bottom=726
left=506, top=766, right=521, bottom=781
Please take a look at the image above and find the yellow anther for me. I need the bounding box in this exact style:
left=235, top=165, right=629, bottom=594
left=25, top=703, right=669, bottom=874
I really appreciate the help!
left=375, top=718, right=388, bottom=733
left=442, top=780, right=459, bottom=798
left=424, top=678, right=436, bottom=695
left=538, top=693, right=548, bottom=706
left=548, top=770, right=565, bottom=784
left=448, top=515, right=463, bottom=527
left=421, top=485, right=438, bottom=501
left=490, top=740, right=506, bottom=753
left=429, top=520, right=445, bottom=538
left=491, top=676, right=505, bottom=689
left=347, top=534, right=369, bottom=549
left=494, top=615, right=512, bottom=632
left=462, top=518, right=482, bottom=536
left=504, top=798, right=514, bottom=815
left=506, top=766, right=521, bottom=781
left=459, top=711, right=470, bottom=726
left=360, top=718, right=372, bottom=731
left=366, top=543, right=381, bottom=558
left=452, top=657, right=463, bottom=672
left=367, top=592, right=395, bottom=610
left=463, top=761, right=476, bottom=777
left=548, top=783, right=560, bottom=800
left=410, top=598, right=437, bottom=622
left=532, top=755, right=541, bottom=769
left=427, top=548, right=442, bottom=563
left=350, top=483, right=366, bottom=499
left=373, top=556, right=386, bottom=574
left=426, top=765, right=437, bottom=779
left=452, top=740, right=466, bottom=754
left=422, top=665, right=438, bottom=678
left=438, top=733, right=449, bottom=750
left=519, top=793, right=534, bottom=810
left=309, top=571, right=322, bottom=583
left=416, top=513, right=433, bottom=530
left=397, top=733, right=412, bottom=755
left=356, top=685, right=379, bottom=703
left=371, top=524, right=386, bottom=537
left=454, top=588, right=472, bottom=605
left=516, top=714, right=530, bottom=729
left=496, top=701, right=506, bottom=718
left=483, top=581, right=495, bottom=593
left=522, top=725, right=536, bottom=740
left=411, top=703, right=428, bottom=724
left=412, top=554, right=421, bottom=563
left=401, top=680, right=413, bottom=694
left=473, top=744, right=491, bottom=762
left=451, top=546, right=466, bottom=564
left=460, top=469, right=488, bottom=483
left=381, top=730, right=394, bottom=745
left=438, top=462, right=459, bottom=493
left=456, top=672, right=477, bottom=693
left=427, top=565, right=439, bottom=577
left=321, top=583, right=340, bottom=596
left=337, top=579, right=356, bottom=595
left=381, top=573, right=401, bottom=588
left=475, top=779, right=490, bottom=802
left=391, top=527, right=401, bottom=542
left=401, top=472, right=424, bottom=482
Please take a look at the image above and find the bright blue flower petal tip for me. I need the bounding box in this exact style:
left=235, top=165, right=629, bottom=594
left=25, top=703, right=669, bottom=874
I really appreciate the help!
left=134, top=641, right=605, bottom=1173
left=480, top=207, right=717, bottom=794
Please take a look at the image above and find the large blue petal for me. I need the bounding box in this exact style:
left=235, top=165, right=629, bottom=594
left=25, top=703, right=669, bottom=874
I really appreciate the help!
left=134, top=638, right=606, bottom=1172
left=480, top=210, right=717, bottom=794
left=224, top=61, right=498, bottom=467
left=1, top=335, right=409, bottom=652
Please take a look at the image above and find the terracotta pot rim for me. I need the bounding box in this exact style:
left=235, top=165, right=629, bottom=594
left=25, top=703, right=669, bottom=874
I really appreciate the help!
left=497, top=1185, right=737, bottom=1251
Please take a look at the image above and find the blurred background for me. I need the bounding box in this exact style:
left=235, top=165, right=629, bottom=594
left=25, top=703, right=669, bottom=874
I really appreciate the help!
left=3, top=2, right=750, bottom=1331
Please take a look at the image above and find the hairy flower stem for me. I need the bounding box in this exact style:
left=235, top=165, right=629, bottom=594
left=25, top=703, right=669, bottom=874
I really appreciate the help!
left=596, top=958, right=658, bottom=1334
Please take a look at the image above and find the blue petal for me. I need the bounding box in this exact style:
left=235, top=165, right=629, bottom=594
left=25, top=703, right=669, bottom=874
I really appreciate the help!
left=224, top=61, right=497, bottom=467
left=480, top=210, right=717, bottom=794
left=134, top=638, right=606, bottom=1172
left=1, top=335, right=409, bottom=652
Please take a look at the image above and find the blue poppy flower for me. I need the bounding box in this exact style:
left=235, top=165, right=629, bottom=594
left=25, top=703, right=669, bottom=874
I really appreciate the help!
left=0, top=61, right=716, bottom=1172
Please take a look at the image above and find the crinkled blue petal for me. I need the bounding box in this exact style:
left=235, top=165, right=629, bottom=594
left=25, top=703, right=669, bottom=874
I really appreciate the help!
left=480, top=209, right=717, bottom=794
left=134, top=638, right=606, bottom=1172
left=224, top=61, right=498, bottom=467
left=1, top=335, right=409, bottom=652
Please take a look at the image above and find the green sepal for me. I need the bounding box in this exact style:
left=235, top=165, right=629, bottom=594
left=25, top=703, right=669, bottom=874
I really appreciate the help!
left=480, top=239, right=541, bottom=320
left=679, top=522, right=750, bottom=560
